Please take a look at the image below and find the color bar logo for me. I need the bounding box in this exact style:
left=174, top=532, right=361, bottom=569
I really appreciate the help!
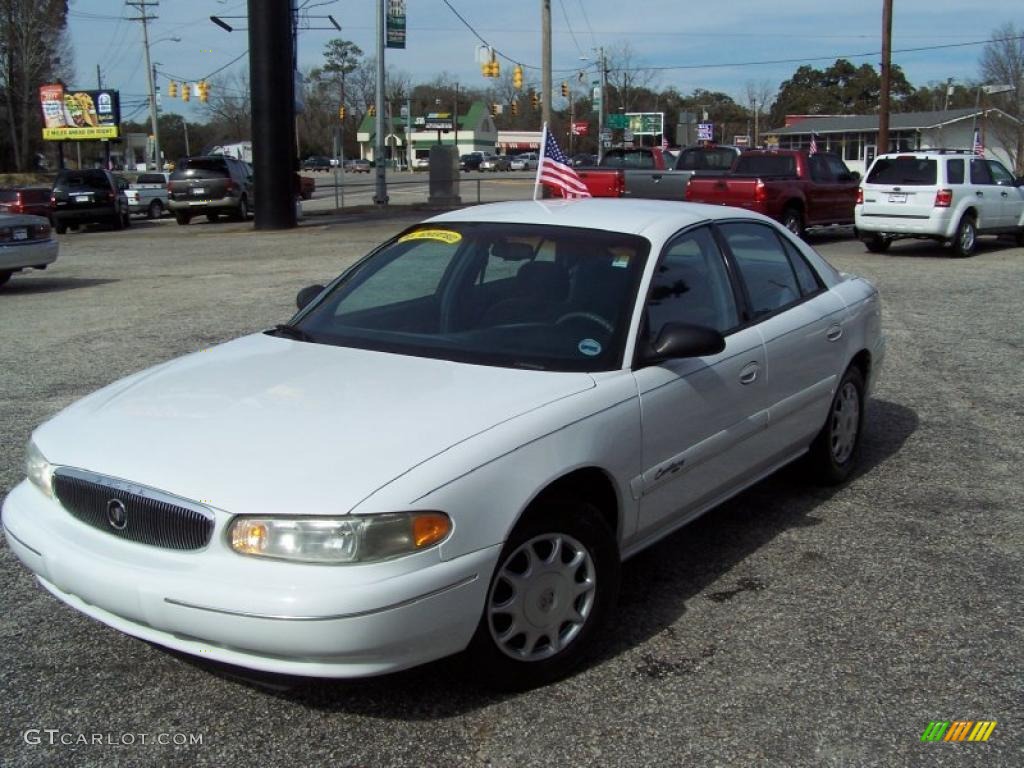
left=921, top=721, right=997, bottom=742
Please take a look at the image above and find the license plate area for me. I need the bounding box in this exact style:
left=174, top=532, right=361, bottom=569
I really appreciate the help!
left=74, top=194, right=91, bottom=203
left=13, top=227, right=28, bottom=240
left=192, top=187, right=206, bottom=196
left=888, top=192, right=907, bottom=203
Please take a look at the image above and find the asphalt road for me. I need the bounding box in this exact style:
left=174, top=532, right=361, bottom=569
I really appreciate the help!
left=1, top=210, right=1021, bottom=767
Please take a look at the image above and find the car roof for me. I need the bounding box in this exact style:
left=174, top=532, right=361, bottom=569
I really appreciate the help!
left=426, top=198, right=763, bottom=241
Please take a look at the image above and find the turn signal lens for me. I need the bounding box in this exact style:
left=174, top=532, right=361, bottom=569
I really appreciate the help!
left=412, top=513, right=452, bottom=548
left=231, top=520, right=269, bottom=554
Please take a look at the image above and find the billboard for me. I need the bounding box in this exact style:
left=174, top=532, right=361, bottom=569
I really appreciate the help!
left=40, top=84, right=121, bottom=140
left=625, top=112, right=664, bottom=136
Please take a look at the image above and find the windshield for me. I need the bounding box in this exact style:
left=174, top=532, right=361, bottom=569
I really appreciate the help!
left=294, top=222, right=650, bottom=371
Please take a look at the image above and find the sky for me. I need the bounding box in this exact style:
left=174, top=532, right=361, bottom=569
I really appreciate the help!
left=67, top=0, right=1022, bottom=124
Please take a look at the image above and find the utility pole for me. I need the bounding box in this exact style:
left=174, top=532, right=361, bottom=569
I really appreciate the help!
left=126, top=1, right=161, bottom=169
left=541, top=0, right=552, bottom=129
left=373, top=0, right=388, bottom=204
left=96, top=64, right=102, bottom=89
left=878, top=0, right=893, bottom=157
left=597, top=47, right=606, bottom=162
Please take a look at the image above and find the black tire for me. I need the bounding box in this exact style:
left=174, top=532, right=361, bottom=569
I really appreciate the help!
left=1015, top=228, right=1024, bottom=247
left=863, top=234, right=891, bottom=253
left=122, top=210, right=131, bottom=228
left=55, top=221, right=67, bottom=234
left=174, top=211, right=192, bottom=226
left=952, top=214, right=976, bottom=257
left=111, top=211, right=124, bottom=230
left=0, top=270, right=12, bottom=287
left=147, top=200, right=162, bottom=219
left=781, top=206, right=806, bottom=239
left=235, top=196, right=249, bottom=221
left=805, top=365, right=865, bottom=485
left=206, top=211, right=221, bottom=223
left=467, top=499, right=620, bottom=691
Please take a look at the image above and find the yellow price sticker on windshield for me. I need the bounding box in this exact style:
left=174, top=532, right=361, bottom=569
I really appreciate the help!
left=398, top=229, right=462, bottom=245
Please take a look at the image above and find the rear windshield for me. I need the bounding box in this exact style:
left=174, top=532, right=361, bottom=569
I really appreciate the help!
left=600, top=151, right=655, bottom=169
left=676, top=148, right=737, bottom=171
left=171, top=158, right=229, bottom=179
left=734, top=155, right=796, bottom=176
left=0, top=189, right=16, bottom=202
left=136, top=173, right=166, bottom=184
left=55, top=170, right=110, bottom=189
left=867, top=158, right=937, bottom=185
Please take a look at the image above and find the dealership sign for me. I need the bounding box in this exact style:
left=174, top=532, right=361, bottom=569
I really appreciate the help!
left=40, top=84, right=120, bottom=140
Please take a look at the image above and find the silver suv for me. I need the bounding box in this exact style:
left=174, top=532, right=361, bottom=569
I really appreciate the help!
left=855, top=150, right=1024, bottom=256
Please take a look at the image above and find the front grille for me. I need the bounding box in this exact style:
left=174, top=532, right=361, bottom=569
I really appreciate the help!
left=53, top=469, right=214, bottom=551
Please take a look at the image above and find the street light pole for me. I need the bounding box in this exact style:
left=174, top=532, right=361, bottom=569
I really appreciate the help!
left=373, top=0, right=388, bottom=205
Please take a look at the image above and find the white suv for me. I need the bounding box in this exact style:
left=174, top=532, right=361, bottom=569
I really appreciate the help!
left=855, top=150, right=1024, bottom=256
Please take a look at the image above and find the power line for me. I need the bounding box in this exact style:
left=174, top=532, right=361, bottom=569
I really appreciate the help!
left=557, top=0, right=584, bottom=59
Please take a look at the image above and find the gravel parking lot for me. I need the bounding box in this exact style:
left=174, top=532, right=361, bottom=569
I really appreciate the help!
left=1, top=212, right=1021, bottom=767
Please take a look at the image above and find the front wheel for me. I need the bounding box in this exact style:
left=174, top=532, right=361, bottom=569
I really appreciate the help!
left=952, top=215, right=976, bottom=257
left=174, top=211, right=192, bottom=226
left=864, top=234, right=891, bottom=253
left=781, top=207, right=806, bottom=239
left=235, top=196, right=249, bottom=221
left=468, top=500, right=619, bottom=690
left=805, top=365, right=865, bottom=485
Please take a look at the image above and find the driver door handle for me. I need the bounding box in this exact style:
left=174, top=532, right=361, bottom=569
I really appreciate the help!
left=739, top=361, right=759, bottom=385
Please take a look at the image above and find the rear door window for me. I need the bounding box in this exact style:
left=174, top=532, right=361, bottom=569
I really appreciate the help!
left=867, top=158, right=937, bottom=185
left=718, top=222, right=803, bottom=318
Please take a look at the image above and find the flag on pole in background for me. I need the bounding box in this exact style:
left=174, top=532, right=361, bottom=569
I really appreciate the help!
left=808, top=133, right=818, bottom=154
left=534, top=124, right=591, bottom=199
left=972, top=128, right=984, bottom=156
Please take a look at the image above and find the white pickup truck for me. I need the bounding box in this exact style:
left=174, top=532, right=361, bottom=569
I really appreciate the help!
left=125, top=172, right=170, bottom=219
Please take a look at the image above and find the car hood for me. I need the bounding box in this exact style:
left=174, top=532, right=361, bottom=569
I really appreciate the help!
left=35, top=333, right=596, bottom=517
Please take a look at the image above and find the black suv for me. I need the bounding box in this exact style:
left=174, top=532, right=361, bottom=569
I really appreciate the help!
left=51, top=169, right=130, bottom=233
left=167, top=156, right=254, bottom=225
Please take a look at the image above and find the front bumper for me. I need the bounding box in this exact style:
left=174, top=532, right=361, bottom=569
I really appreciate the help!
left=0, top=239, right=58, bottom=271
left=3, top=480, right=499, bottom=678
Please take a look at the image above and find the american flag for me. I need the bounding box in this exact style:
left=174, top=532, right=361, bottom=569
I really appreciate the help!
left=535, top=125, right=591, bottom=199
left=808, top=133, right=818, bottom=155
left=973, top=128, right=984, bottom=156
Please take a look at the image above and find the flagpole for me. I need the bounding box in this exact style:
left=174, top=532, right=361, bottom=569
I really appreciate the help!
left=533, top=122, right=548, bottom=201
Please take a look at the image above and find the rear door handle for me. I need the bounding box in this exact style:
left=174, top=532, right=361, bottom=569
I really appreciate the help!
left=739, top=361, right=759, bottom=385
left=826, top=324, right=843, bottom=342
left=976, top=191, right=984, bottom=197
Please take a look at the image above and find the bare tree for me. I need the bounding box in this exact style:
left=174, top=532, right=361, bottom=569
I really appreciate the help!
left=604, top=43, right=658, bottom=112
left=202, top=72, right=252, bottom=143
left=0, top=0, right=72, bottom=170
left=980, top=22, right=1023, bottom=172
left=744, top=79, right=777, bottom=145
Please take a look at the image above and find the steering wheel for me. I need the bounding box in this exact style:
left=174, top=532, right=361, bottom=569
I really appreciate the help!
left=555, top=311, right=614, bottom=334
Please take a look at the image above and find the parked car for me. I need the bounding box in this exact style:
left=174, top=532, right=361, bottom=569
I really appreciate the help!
left=509, top=153, right=538, bottom=171
left=344, top=159, right=371, bottom=174
left=295, top=173, right=315, bottom=201
left=412, top=156, right=430, bottom=171
left=460, top=152, right=485, bottom=171
left=570, top=153, right=596, bottom=168
left=4, top=198, right=884, bottom=689
left=167, top=155, right=254, bottom=225
left=684, top=150, right=859, bottom=237
left=124, top=172, right=170, bottom=219
left=480, top=154, right=511, bottom=172
left=50, top=169, right=130, bottom=233
left=302, top=156, right=333, bottom=172
left=855, top=149, right=1024, bottom=256
left=0, top=212, right=58, bottom=288
left=0, top=187, right=53, bottom=222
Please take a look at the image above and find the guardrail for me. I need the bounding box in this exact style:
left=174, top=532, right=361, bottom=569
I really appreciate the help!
left=305, top=172, right=537, bottom=211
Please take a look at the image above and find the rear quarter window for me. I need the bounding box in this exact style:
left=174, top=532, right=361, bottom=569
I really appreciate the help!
left=867, top=158, right=937, bottom=185
left=946, top=159, right=965, bottom=184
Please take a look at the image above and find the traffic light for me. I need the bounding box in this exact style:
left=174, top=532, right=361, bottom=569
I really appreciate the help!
left=181, top=83, right=190, bottom=102
left=338, top=105, right=346, bottom=120
left=368, top=104, right=376, bottom=117
left=511, top=100, right=518, bottom=116
left=490, top=103, right=497, bottom=116
left=481, top=55, right=500, bottom=78
left=530, top=90, right=539, bottom=110
left=513, top=65, right=523, bottom=90
left=561, top=81, right=569, bottom=98
left=198, top=80, right=209, bottom=103
left=167, top=81, right=178, bottom=98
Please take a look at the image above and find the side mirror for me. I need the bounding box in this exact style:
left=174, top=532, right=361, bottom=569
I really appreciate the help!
left=640, top=322, right=725, bottom=365
left=296, top=284, right=325, bottom=311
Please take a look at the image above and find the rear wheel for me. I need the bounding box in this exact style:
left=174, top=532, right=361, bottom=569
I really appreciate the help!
left=122, top=210, right=131, bottom=228
left=864, top=234, right=892, bottom=253
left=0, top=270, right=12, bottom=287
left=468, top=499, right=619, bottom=690
left=952, top=214, right=976, bottom=257
left=781, top=206, right=806, bottom=239
left=55, top=221, right=67, bottom=234
left=206, top=211, right=221, bottom=223
left=805, top=365, right=865, bottom=485
left=235, top=196, right=249, bottom=221
left=111, top=210, right=124, bottom=230
left=174, top=211, right=192, bottom=226
left=147, top=200, right=163, bottom=219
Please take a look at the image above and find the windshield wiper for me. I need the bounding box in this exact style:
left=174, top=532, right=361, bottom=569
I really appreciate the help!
left=266, top=323, right=316, bottom=342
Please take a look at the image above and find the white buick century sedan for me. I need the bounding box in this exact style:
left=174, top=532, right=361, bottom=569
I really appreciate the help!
left=3, top=199, right=883, bottom=689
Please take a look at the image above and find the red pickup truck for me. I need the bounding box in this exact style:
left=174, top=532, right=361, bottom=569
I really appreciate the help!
left=684, top=150, right=860, bottom=236
left=576, top=148, right=674, bottom=197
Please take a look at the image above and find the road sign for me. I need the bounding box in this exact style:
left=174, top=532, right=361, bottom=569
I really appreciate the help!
left=734, top=135, right=750, bottom=147
left=623, top=130, right=634, bottom=142
left=571, top=121, right=589, bottom=136
left=697, top=122, right=714, bottom=141
left=607, top=114, right=628, bottom=130
left=625, top=112, right=663, bottom=136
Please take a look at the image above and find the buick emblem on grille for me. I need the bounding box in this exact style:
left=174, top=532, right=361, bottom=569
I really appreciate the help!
left=106, top=499, right=128, bottom=530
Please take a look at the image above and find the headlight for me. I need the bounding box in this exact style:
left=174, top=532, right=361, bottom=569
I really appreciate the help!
left=25, top=440, right=55, bottom=498
left=228, top=512, right=452, bottom=564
